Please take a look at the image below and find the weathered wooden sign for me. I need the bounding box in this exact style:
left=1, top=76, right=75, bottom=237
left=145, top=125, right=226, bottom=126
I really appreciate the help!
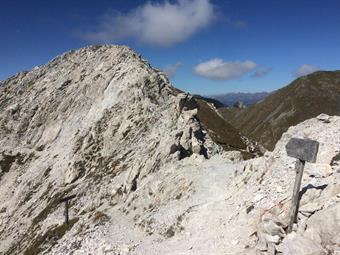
left=59, top=194, right=76, bottom=225
left=285, top=138, right=319, bottom=163
left=285, top=137, right=319, bottom=233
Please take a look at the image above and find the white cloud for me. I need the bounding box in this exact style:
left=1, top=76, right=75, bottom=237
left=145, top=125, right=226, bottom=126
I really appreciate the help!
left=163, top=62, right=182, bottom=78
left=252, top=67, right=272, bottom=78
left=295, top=64, right=320, bottom=77
left=82, top=0, right=215, bottom=47
left=194, top=58, right=257, bottom=80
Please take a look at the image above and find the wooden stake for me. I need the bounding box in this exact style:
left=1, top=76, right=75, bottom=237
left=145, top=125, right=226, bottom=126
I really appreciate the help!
left=59, top=194, right=76, bottom=225
left=64, top=200, right=69, bottom=225
left=287, top=159, right=305, bottom=233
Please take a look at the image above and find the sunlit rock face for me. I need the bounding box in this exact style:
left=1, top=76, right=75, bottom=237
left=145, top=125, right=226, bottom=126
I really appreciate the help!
left=0, top=44, right=338, bottom=255
left=0, top=45, right=225, bottom=254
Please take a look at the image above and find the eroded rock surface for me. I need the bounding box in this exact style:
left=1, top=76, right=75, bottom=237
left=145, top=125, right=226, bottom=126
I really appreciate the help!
left=227, top=114, right=340, bottom=254
left=0, top=45, right=226, bottom=254
left=0, top=45, right=261, bottom=254
left=0, top=45, right=339, bottom=255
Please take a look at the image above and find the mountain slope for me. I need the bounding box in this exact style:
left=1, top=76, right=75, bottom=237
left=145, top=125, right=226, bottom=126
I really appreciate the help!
left=194, top=98, right=263, bottom=158
left=0, top=45, right=259, bottom=254
left=224, top=71, right=340, bottom=150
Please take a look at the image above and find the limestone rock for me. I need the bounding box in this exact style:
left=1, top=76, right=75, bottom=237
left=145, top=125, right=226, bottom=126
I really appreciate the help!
left=261, top=213, right=285, bottom=237
left=299, top=202, right=322, bottom=215
left=282, top=234, right=326, bottom=255
left=305, top=163, right=333, bottom=178
left=305, top=203, right=340, bottom=247
left=64, top=167, right=80, bottom=184
left=0, top=45, right=226, bottom=254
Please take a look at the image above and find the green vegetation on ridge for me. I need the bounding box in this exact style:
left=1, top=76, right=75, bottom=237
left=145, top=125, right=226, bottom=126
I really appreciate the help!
left=220, top=71, right=340, bottom=150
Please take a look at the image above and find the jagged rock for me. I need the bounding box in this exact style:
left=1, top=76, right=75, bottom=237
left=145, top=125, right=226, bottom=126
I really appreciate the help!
left=234, top=114, right=340, bottom=254
left=282, top=233, right=326, bottom=255
left=64, top=167, right=80, bottom=184
left=261, top=213, right=285, bottom=238
left=169, top=143, right=179, bottom=154
left=256, top=233, right=269, bottom=251
left=233, top=101, right=246, bottom=109
left=304, top=163, right=333, bottom=178
left=177, top=93, right=198, bottom=112
left=299, top=202, right=322, bottom=215
left=263, top=233, right=281, bottom=244
left=304, top=203, right=340, bottom=247
left=299, top=187, right=323, bottom=206
left=267, top=243, right=276, bottom=255
left=316, top=113, right=331, bottom=123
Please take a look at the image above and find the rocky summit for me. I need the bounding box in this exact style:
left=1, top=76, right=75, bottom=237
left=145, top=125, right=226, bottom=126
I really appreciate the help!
left=0, top=45, right=339, bottom=255
left=0, top=45, right=255, bottom=254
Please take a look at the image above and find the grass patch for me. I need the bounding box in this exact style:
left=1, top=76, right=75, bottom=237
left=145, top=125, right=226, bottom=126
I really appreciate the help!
left=93, top=211, right=110, bottom=226
left=194, top=98, right=246, bottom=150
left=223, top=71, right=340, bottom=150
left=24, top=218, right=79, bottom=255
left=32, top=186, right=75, bottom=225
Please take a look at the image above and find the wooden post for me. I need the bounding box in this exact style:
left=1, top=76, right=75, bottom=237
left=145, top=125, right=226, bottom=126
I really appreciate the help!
left=285, top=138, right=319, bottom=233
left=287, top=159, right=305, bottom=232
left=64, top=200, right=69, bottom=225
left=59, top=194, right=76, bottom=225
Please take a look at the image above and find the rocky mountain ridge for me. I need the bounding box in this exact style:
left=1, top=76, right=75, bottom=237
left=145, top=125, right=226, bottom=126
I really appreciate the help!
left=0, top=45, right=262, bottom=254
left=0, top=45, right=338, bottom=255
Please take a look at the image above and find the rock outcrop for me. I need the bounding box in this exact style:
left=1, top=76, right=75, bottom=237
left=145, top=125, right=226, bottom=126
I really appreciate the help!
left=228, top=114, right=340, bottom=254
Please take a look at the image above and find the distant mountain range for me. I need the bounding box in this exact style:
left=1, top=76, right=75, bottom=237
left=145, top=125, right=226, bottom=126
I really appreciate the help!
left=208, top=92, right=270, bottom=107
left=220, top=71, right=340, bottom=150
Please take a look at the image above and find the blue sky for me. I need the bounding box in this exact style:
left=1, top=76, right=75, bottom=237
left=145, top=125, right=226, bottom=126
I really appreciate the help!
left=1, top=0, right=340, bottom=95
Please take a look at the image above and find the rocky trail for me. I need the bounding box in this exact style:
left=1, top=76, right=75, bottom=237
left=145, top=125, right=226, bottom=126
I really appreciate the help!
left=47, top=157, right=243, bottom=255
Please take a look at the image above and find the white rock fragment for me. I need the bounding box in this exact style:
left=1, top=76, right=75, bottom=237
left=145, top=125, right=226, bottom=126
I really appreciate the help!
left=282, top=233, right=326, bottom=255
